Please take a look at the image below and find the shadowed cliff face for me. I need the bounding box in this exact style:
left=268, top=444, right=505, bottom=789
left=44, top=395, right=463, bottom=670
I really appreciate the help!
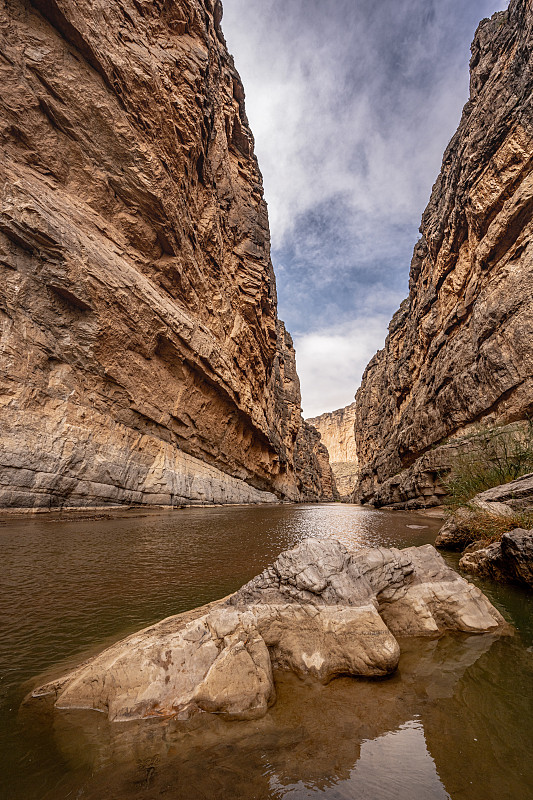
left=0, top=0, right=326, bottom=507
left=354, top=0, right=533, bottom=507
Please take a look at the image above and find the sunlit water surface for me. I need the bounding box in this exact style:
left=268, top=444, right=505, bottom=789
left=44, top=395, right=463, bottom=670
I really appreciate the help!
left=1, top=503, right=532, bottom=800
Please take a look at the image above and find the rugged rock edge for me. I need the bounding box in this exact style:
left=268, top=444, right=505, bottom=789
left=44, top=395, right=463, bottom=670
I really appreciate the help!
left=435, top=473, right=533, bottom=587
left=0, top=0, right=334, bottom=509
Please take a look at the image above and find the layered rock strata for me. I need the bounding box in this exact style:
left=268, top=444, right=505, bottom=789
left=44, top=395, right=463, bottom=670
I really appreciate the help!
left=353, top=0, right=533, bottom=507
left=358, top=420, right=531, bottom=511
left=0, top=0, right=327, bottom=508
left=294, top=422, right=338, bottom=501
left=31, top=537, right=506, bottom=722
left=307, top=403, right=358, bottom=499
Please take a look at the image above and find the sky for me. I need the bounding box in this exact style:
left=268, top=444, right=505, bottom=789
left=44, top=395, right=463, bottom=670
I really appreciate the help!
left=221, top=0, right=508, bottom=417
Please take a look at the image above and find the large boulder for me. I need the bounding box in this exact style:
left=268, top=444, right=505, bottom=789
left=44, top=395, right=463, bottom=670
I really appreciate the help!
left=378, top=545, right=506, bottom=635
left=31, top=538, right=507, bottom=722
left=248, top=603, right=399, bottom=682
left=459, top=529, right=533, bottom=587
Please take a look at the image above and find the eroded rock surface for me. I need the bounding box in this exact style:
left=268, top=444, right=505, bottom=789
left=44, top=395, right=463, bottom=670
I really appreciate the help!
left=31, top=537, right=507, bottom=722
left=353, top=0, right=533, bottom=508
left=294, top=423, right=338, bottom=502
left=435, top=475, right=533, bottom=587
left=459, top=529, right=533, bottom=587
left=0, top=0, right=329, bottom=508
left=307, top=403, right=358, bottom=499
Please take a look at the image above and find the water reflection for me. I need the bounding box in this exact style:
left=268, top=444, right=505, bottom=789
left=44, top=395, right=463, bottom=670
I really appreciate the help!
left=26, top=631, right=498, bottom=799
left=2, top=504, right=532, bottom=799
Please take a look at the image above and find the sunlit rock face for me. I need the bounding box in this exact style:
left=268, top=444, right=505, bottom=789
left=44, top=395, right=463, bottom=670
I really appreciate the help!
left=353, top=0, right=533, bottom=508
left=0, top=0, right=328, bottom=507
left=31, top=537, right=506, bottom=723
left=307, top=403, right=358, bottom=499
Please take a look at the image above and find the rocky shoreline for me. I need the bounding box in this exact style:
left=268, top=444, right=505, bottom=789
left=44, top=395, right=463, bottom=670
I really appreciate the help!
left=435, top=473, right=533, bottom=588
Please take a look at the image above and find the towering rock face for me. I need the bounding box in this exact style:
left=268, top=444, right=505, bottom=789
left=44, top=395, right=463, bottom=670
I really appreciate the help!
left=354, top=0, right=533, bottom=508
left=0, top=0, right=325, bottom=508
left=307, top=403, right=358, bottom=499
left=307, top=403, right=358, bottom=464
left=294, top=422, right=338, bottom=502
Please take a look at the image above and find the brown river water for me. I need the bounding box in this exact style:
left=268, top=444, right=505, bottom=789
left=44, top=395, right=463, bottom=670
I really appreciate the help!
left=1, top=503, right=532, bottom=800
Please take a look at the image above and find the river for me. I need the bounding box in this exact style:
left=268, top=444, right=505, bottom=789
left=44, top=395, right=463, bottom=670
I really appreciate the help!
left=1, top=503, right=532, bottom=799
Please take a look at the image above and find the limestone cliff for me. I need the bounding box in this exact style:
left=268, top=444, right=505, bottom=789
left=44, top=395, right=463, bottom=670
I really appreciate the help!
left=0, top=0, right=326, bottom=508
left=307, top=403, right=358, bottom=499
left=294, top=423, right=338, bottom=502
left=354, top=0, right=533, bottom=508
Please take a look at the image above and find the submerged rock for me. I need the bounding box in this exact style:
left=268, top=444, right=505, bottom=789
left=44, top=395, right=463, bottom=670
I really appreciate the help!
left=31, top=538, right=507, bottom=722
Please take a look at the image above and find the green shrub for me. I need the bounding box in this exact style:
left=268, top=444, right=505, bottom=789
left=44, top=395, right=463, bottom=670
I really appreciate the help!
left=441, top=420, right=533, bottom=509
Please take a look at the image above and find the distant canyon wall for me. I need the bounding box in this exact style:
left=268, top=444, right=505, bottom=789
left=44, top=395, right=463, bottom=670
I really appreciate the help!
left=0, top=0, right=331, bottom=508
left=307, top=403, right=357, bottom=498
left=353, top=0, right=533, bottom=508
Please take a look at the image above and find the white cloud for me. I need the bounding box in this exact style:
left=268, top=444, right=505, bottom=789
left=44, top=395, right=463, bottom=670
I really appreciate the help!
left=221, top=0, right=508, bottom=414
left=295, top=312, right=393, bottom=418
left=222, top=0, right=506, bottom=249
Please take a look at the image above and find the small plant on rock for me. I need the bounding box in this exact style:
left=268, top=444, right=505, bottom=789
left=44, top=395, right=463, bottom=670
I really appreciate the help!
left=454, top=510, right=533, bottom=547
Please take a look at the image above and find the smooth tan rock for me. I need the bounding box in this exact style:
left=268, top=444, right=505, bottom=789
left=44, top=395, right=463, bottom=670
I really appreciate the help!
left=307, top=403, right=358, bottom=498
left=192, top=628, right=275, bottom=720
left=378, top=545, right=506, bottom=635
left=31, top=538, right=507, bottom=722
left=307, top=404, right=358, bottom=464
left=34, top=603, right=275, bottom=722
left=249, top=603, right=399, bottom=682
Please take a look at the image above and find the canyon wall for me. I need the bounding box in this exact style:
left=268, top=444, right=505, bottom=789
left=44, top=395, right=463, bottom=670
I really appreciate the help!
left=0, top=0, right=328, bottom=508
left=354, top=0, right=533, bottom=508
left=294, top=423, right=338, bottom=502
left=307, top=403, right=357, bottom=499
